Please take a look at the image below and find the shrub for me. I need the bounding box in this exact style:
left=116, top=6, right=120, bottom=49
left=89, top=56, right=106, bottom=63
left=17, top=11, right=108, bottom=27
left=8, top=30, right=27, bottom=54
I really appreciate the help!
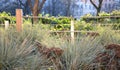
left=98, top=12, right=110, bottom=16
left=0, top=12, right=16, bottom=24
left=37, top=15, right=71, bottom=31
left=75, top=21, right=94, bottom=31
left=111, top=10, right=120, bottom=16
left=81, top=11, right=120, bottom=24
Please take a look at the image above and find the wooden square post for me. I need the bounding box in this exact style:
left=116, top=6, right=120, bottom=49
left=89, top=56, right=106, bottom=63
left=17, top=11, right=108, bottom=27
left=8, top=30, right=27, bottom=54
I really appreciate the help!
left=5, top=21, right=9, bottom=30
left=71, top=18, right=74, bottom=44
left=16, top=9, right=23, bottom=32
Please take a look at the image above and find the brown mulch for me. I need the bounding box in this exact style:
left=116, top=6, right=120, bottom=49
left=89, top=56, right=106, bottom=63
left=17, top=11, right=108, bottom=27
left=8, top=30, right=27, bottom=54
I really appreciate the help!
left=94, top=44, right=120, bottom=70
left=35, top=41, right=63, bottom=70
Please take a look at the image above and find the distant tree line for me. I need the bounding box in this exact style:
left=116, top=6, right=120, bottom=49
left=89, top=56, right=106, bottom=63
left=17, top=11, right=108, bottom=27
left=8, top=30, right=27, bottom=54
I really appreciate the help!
left=0, top=0, right=120, bottom=17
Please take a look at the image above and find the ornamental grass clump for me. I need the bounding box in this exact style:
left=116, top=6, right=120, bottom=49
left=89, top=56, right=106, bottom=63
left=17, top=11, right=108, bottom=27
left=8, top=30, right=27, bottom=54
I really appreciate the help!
left=92, top=29, right=120, bottom=70
left=56, top=36, right=105, bottom=70
left=0, top=25, right=55, bottom=70
left=99, top=28, right=120, bottom=45
left=55, top=28, right=120, bottom=70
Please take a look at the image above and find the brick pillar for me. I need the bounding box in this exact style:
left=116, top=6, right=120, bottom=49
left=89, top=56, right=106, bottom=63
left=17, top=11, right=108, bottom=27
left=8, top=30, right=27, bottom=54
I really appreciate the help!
left=16, top=9, right=23, bottom=32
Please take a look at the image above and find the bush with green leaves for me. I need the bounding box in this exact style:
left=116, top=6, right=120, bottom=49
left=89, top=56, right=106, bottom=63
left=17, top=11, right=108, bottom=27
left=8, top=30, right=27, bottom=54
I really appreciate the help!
left=0, top=12, right=16, bottom=24
left=98, top=12, right=110, bottom=16
left=111, top=10, right=120, bottom=16
left=75, top=21, right=94, bottom=31
left=81, top=10, right=120, bottom=24
left=37, top=15, right=71, bottom=31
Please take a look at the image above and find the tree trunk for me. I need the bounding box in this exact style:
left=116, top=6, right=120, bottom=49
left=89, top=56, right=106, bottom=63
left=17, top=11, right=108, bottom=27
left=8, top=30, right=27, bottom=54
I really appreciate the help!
left=96, top=8, right=100, bottom=16
left=90, top=0, right=103, bottom=16
left=32, top=10, right=39, bottom=24
left=32, top=0, right=39, bottom=23
left=27, top=0, right=46, bottom=24
left=66, top=4, right=71, bottom=16
left=52, top=0, right=56, bottom=16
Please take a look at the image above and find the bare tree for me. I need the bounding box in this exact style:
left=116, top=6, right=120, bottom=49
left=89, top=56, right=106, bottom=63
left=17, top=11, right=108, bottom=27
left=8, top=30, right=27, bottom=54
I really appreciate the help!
left=61, top=0, right=87, bottom=17
left=27, top=0, right=46, bottom=23
left=13, top=0, right=30, bottom=15
left=51, top=0, right=57, bottom=16
left=90, top=0, right=103, bottom=16
left=66, top=0, right=72, bottom=16
left=114, top=0, right=120, bottom=10
left=60, top=0, right=73, bottom=16
left=17, top=0, right=47, bottom=15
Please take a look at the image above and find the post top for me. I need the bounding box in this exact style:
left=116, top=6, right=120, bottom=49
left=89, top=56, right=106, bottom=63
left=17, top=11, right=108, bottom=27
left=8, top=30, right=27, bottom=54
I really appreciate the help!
left=16, top=9, right=23, bottom=11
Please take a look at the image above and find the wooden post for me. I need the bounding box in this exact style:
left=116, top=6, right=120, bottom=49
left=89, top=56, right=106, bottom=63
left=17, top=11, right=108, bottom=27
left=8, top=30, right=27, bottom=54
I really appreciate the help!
left=5, top=21, right=9, bottom=30
left=71, top=18, right=74, bottom=43
left=16, top=9, right=23, bottom=32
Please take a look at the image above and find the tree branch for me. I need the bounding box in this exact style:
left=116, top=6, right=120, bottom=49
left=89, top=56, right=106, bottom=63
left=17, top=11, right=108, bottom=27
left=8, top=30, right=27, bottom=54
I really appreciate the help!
left=90, top=0, right=98, bottom=9
left=13, top=2, right=18, bottom=6
left=18, top=0, right=25, bottom=7
left=98, top=0, right=103, bottom=8
left=38, top=0, right=46, bottom=11
left=27, top=0, right=33, bottom=11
